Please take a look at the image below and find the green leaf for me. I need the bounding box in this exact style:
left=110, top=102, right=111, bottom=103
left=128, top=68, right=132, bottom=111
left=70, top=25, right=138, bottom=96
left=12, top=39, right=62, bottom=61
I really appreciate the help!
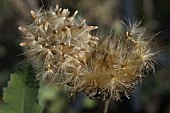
left=83, top=98, right=97, bottom=109
left=0, top=66, right=42, bottom=113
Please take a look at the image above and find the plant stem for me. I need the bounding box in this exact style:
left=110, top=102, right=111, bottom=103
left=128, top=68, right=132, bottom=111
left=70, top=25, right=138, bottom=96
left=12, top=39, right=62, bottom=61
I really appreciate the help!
left=103, top=100, right=110, bottom=113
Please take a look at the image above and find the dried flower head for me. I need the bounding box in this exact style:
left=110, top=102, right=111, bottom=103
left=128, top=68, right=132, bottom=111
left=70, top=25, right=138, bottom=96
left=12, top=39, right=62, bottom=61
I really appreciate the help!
left=19, top=5, right=98, bottom=84
left=19, top=5, right=157, bottom=101
left=70, top=21, right=157, bottom=100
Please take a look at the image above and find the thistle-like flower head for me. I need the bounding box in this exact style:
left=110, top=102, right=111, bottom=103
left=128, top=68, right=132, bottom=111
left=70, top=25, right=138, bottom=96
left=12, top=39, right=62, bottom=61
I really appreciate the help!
left=19, top=5, right=157, bottom=101
left=70, top=26, right=157, bottom=100
left=19, top=5, right=98, bottom=83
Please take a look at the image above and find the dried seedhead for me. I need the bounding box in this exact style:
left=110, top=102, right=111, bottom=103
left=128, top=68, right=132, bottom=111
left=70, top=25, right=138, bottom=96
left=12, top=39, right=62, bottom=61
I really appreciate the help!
left=19, top=5, right=157, bottom=101
left=70, top=25, right=157, bottom=100
left=19, top=5, right=98, bottom=84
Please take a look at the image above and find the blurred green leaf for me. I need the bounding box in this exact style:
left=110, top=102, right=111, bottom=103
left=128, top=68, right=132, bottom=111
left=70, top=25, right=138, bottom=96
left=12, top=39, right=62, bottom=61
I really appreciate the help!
left=0, top=66, right=42, bottom=113
left=83, top=98, right=97, bottom=109
left=0, top=45, right=6, bottom=58
left=38, top=84, right=67, bottom=113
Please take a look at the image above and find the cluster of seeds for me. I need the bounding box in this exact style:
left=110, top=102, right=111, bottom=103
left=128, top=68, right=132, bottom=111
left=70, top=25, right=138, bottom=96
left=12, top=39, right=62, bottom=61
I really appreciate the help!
left=19, top=5, right=156, bottom=101
left=70, top=22, right=156, bottom=100
left=19, top=5, right=98, bottom=83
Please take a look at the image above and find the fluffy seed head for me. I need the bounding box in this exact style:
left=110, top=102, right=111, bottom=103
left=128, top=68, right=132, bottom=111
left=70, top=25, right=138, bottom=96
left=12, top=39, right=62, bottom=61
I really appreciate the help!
left=69, top=21, right=157, bottom=101
left=19, top=5, right=157, bottom=101
left=19, top=5, right=98, bottom=83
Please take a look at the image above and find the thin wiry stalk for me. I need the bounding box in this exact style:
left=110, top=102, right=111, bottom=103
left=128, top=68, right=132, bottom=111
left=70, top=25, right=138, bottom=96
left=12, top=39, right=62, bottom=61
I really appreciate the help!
left=103, top=100, right=110, bottom=113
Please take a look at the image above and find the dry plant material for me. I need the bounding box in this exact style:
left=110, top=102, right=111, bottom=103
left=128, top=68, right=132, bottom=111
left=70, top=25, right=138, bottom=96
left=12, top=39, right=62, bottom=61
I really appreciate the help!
left=19, top=5, right=157, bottom=101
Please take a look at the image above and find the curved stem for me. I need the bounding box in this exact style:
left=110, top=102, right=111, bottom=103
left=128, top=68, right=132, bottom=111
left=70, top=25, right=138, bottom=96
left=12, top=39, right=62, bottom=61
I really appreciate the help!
left=103, top=100, right=110, bottom=113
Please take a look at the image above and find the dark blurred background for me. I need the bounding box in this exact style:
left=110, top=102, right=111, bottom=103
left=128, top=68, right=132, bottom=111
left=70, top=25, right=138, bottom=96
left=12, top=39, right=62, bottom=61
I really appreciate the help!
left=0, top=0, right=170, bottom=113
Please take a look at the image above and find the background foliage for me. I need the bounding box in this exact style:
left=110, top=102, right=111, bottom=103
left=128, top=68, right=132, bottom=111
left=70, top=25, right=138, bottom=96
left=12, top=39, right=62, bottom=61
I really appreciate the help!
left=0, top=66, right=42, bottom=113
left=0, top=0, right=170, bottom=113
